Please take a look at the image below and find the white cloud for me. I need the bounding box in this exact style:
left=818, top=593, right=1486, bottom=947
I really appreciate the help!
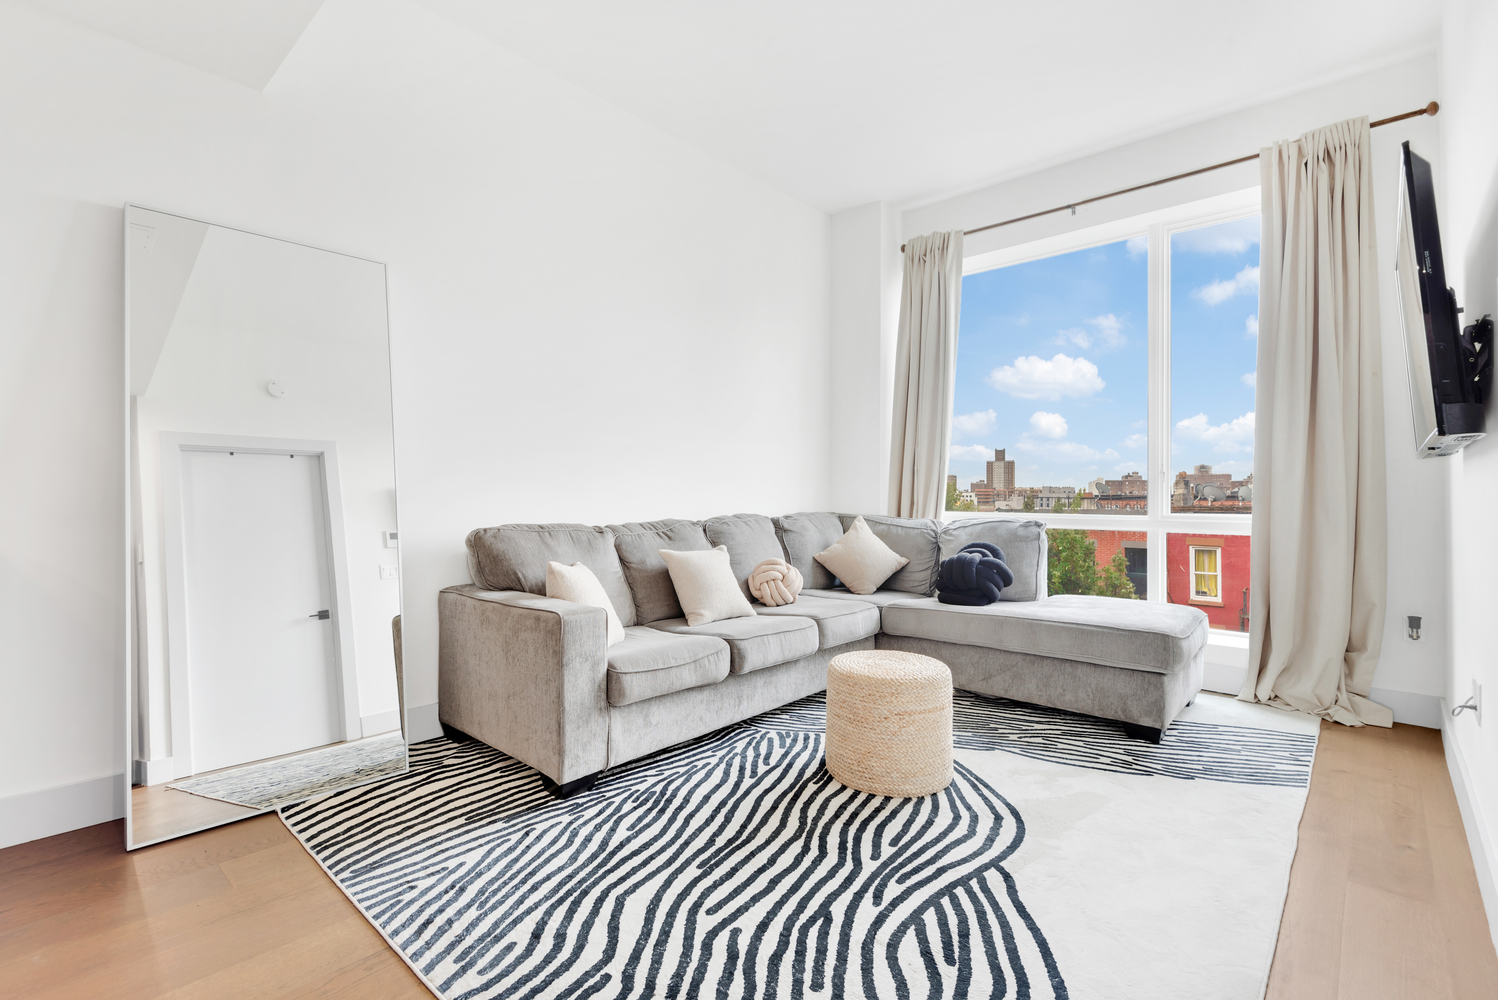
left=986, top=354, right=1105, bottom=400
left=1054, top=313, right=1126, bottom=350
left=1122, top=433, right=1146, bottom=449
left=1245, top=314, right=1259, bottom=338
left=1241, top=372, right=1256, bottom=389
left=951, top=409, right=996, bottom=438
left=1017, top=439, right=1116, bottom=462
left=949, top=444, right=993, bottom=462
left=1172, top=217, right=1260, bottom=255
left=1174, top=411, right=1256, bottom=453
left=1127, top=236, right=1148, bottom=258
left=1196, top=265, right=1260, bottom=305
left=1028, top=411, right=1069, bottom=439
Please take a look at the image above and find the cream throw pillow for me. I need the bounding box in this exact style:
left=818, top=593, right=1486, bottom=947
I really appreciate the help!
left=814, top=515, right=910, bottom=595
left=659, top=545, right=757, bottom=627
left=545, top=561, right=625, bottom=646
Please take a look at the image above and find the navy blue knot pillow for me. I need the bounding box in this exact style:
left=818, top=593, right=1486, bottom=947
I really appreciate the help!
left=936, top=541, right=1015, bottom=606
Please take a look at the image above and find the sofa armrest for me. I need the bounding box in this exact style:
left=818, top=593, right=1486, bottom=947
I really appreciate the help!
left=438, top=584, right=609, bottom=785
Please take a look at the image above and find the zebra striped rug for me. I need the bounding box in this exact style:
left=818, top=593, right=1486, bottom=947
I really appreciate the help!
left=282, top=691, right=1319, bottom=1000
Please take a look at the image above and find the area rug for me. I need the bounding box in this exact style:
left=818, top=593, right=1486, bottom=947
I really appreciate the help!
left=281, top=692, right=1318, bottom=1000
left=168, top=730, right=407, bottom=809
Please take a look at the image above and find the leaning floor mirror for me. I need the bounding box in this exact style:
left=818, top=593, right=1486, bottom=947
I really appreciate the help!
left=123, top=206, right=405, bottom=849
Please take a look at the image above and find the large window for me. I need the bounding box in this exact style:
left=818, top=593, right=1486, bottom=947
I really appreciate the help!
left=952, top=239, right=1148, bottom=516
left=949, top=192, right=1259, bottom=633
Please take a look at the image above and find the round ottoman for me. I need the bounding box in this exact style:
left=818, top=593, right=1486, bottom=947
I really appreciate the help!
left=825, top=650, right=953, bottom=797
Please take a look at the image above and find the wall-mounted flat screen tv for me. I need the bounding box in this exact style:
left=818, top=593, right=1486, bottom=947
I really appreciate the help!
left=1395, top=140, right=1489, bottom=457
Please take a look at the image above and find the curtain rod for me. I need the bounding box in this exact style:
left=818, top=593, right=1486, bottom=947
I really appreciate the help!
left=899, top=101, right=1439, bottom=252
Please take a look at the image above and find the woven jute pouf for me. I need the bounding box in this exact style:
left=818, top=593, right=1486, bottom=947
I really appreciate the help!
left=825, top=649, right=953, bottom=797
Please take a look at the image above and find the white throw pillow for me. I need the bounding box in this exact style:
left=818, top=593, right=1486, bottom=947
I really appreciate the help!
left=814, top=515, right=910, bottom=595
left=659, top=545, right=757, bottom=627
left=545, top=561, right=625, bottom=646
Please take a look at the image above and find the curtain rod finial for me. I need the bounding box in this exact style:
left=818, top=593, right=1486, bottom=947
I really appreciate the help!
left=1426, top=101, right=1440, bottom=117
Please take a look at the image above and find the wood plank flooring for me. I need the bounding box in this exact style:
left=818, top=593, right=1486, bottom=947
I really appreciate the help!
left=3, top=720, right=1495, bottom=999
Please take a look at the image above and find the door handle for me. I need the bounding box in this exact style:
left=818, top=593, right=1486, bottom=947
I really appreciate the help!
left=309, top=610, right=331, bottom=620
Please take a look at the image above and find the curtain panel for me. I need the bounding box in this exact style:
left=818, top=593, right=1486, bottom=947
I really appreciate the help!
left=888, top=230, right=964, bottom=519
left=1240, top=117, right=1391, bottom=727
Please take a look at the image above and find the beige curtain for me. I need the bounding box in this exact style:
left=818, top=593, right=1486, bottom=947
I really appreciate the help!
left=888, top=230, right=964, bottom=518
left=1239, top=117, right=1391, bottom=727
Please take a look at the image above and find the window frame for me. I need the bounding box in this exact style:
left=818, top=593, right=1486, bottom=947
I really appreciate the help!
left=1188, top=544, right=1223, bottom=605
left=950, top=187, right=1259, bottom=629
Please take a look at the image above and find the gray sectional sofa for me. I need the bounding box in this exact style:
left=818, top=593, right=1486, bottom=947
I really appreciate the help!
left=439, top=512, right=1208, bottom=794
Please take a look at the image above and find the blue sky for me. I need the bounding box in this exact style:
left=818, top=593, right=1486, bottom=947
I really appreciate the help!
left=949, top=216, right=1260, bottom=491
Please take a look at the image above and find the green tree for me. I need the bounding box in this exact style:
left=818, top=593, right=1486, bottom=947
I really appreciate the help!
left=1022, top=493, right=1035, bottom=512
left=1047, top=529, right=1097, bottom=596
left=1095, top=550, right=1138, bottom=599
left=945, top=480, right=976, bottom=512
left=1047, top=529, right=1139, bottom=599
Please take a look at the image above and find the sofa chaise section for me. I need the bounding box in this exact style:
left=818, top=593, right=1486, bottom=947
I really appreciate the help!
left=877, top=593, right=1208, bottom=740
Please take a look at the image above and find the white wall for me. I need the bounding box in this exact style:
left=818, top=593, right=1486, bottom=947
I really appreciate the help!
left=1438, top=0, right=1498, bottom=950
left=0, top=0, right=831, bottom=846
left=829, top=55, right=1449, bottom=720
left=829, top=202, right=902, bottom=513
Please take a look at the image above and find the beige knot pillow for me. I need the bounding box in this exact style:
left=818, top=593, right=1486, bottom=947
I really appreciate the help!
left=747, top=558, right=803, bottom=606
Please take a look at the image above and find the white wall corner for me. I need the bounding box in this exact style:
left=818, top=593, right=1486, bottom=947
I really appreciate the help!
left=1442, top=707, right=1498, bottom=958
left=0, top=774, right=124, bottom=851
left=406, top=702, right=443, bottom=743
left=829, top=202, right=902, bottom=515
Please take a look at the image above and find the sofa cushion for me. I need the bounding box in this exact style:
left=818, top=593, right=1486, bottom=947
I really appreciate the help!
left=879, top=595, right=1209, bottom=675
left=773, top=512, right=845, bottom=590
left=703, top=513, right=785, bottom=600
left=940, top=518, right=1049, bottom=602
left=466, top=523, right=636, bottom=627
left=648, top=614, right=819, bottom=674
left=756, top=595, right=880, bottom=649
left=608, top=519, right=711, bottom=624
left=803, top=587, right=936, bottom=630
left=606, top=626, right=730, bottom=707
left=837, top=514, right=941, bottom=595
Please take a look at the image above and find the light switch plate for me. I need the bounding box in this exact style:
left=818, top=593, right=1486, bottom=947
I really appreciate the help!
left=380, top=565, right=399, bottom=580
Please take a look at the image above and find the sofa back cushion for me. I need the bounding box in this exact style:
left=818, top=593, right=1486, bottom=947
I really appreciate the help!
left=466, top=523, right=636, bottom=626
left=838, top=514, right=941, bottom=595
left=773, top=512, right=845, bottom=590
left=608, top=519, right=712, bottom=623
left=939, top=518, right=1048, bottom=602
left=703, top=513, right=785, bottom=600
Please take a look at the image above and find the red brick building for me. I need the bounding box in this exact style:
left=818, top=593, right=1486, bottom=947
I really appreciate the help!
left=1166, top=533, right=1251, bottom=631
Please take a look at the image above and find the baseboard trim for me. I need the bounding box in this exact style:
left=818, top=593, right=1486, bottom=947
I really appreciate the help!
left=361, top=710, right=402, bottom=738
left=0, top=774, right=124, bottom=851
left=406, top=702, right=442, bottom=742
left=1441, top=705, right=1498, bottom=957
left=1371, top=688, right=1443, bottom=729
left=1198, top=661, right=1441, bottom=729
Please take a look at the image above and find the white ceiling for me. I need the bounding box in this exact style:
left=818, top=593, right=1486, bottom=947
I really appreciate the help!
left=19, top=0, right=1441, bottom=211
left=415, top=0, right=1441, bottom=212
left=14, top=0, right=326, bottom=90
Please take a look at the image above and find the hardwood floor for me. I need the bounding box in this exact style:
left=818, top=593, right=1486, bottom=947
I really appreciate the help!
left=1266, top=721, right=1498, bottom=999
left=2, top=720, right=1495, bottom=999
